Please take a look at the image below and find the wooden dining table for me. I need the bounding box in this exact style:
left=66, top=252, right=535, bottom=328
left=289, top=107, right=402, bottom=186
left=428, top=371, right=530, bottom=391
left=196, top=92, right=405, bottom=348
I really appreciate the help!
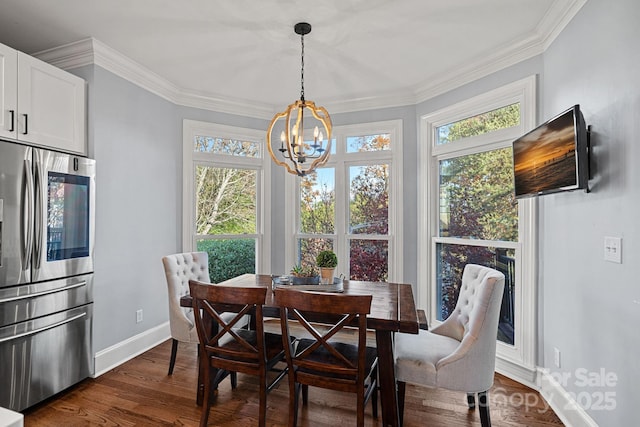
left=180, top=273, right=419, bottom=427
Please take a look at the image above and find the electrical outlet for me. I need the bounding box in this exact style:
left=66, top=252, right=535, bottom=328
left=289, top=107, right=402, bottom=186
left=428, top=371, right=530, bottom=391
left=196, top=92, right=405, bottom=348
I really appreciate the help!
left=554, top=347, right=561, bottom=368
left=604, top=236, right=622, bottom=263
left=136, top=309, right=143, bottom=323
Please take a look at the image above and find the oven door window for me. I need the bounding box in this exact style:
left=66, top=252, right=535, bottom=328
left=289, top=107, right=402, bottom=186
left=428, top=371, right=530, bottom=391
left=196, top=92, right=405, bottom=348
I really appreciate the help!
left=47, top=172, right=90, bottom=261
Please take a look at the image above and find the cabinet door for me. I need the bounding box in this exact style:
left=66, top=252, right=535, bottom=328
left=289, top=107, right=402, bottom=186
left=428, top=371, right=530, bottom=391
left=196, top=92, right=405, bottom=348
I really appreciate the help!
left=0, top=43, right=18, bottom=140
left=17, top=53, right=86, bottom=154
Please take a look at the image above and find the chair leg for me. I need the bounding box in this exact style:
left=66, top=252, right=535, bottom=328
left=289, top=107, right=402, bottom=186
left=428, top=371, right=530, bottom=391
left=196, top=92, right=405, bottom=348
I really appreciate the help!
left=478, top=390, right=491, bottom=427
left=168, top=339, right=179, bottom=375
left=258, top=376, right=267, bottom=427
left=467, top=392, right=476, bottom=409
left=357, top=388, right=365, bottom=427
left=231, top=371, right=237, bottom=389
left=302, top=384, right=308, bottom=405
left=371, top=370, right=378, bottom=419
left=200, top=364, right=212, bottom=427
left=397, top=381, right=406, bottom=427
left=290, top=382, right=300, bottom=427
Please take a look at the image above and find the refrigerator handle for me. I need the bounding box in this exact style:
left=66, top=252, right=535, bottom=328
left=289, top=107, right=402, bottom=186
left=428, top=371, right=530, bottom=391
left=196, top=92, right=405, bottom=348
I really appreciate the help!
left=23, top=158, right=34, bottom=269
left=33, top=151, right=43, bottom=269
left=0, top=281, right=87, bottom=303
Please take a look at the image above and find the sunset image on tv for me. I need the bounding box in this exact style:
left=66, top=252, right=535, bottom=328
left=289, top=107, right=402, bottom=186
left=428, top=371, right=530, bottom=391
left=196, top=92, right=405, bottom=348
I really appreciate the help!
left=513, top=109, right=577, bottom=196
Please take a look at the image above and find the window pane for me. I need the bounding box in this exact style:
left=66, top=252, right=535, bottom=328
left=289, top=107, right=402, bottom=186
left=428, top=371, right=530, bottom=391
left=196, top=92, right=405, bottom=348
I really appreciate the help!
left=195, top=166, right=256, bottom=234
left=296, top=238, right=334, bottom=271
left=436, top=103, right=520, bottom=145
left=435, top=242, right=515, bottom=345
left=439, top=148, right=517, bottom=242
left=350, top=239, right=388, bottom=282
left=194, top=135, right=261, bottom=157
left=300, top=168, right=335, bottom=234
left=349, top=164, right=388, bottom=234
left=347, top=133, right=390, bottom=153
left=196, top=238, right=255, bottom=283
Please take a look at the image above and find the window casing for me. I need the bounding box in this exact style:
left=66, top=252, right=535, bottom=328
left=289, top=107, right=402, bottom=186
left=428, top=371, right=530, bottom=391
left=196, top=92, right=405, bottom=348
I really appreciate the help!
left=418, top=76, right=537, bottom=381
left=183, top=120, right=270, bottom=281
left=285, top=120, right=403, bottom=283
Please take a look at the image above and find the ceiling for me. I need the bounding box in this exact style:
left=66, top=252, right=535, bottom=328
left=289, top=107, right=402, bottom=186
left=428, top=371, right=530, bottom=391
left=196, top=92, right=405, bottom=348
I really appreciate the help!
left=0, top=0, right=585, bottom=115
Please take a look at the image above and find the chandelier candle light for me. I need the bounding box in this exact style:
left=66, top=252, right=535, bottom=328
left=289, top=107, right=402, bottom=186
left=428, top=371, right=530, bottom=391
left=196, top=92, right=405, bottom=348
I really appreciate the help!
left=267, top=22, right=332, bottom=177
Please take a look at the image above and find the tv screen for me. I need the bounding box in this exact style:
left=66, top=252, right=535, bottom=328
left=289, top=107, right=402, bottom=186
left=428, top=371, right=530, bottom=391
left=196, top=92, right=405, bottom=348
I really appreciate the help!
left=512, top=104, right=589, bottom=198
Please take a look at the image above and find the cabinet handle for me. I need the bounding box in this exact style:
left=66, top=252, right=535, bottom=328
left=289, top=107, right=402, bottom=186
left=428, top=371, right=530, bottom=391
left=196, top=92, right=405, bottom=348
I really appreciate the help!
left=23, top=113, right=28, bottom=134
left=9, top=110, right=15, bottom=132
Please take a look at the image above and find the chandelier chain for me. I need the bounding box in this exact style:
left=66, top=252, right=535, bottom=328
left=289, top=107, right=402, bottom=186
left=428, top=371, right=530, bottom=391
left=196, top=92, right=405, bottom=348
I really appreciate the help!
left=300, top=32, right=305, bottom=102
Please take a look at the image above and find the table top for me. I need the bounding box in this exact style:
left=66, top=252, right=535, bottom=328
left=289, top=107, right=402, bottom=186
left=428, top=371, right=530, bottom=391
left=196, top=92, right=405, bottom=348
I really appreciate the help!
left=181, top=274, right=419, bottom=334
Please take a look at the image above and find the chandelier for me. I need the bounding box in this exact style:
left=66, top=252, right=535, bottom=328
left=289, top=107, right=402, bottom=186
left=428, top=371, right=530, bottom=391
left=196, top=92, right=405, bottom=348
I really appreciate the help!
left=267, top=22, right=332, bottom=177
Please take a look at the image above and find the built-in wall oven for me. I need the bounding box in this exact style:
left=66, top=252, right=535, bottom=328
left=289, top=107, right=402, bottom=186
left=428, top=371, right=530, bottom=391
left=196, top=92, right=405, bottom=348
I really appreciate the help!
left=0, top=138, right=95, bottom=411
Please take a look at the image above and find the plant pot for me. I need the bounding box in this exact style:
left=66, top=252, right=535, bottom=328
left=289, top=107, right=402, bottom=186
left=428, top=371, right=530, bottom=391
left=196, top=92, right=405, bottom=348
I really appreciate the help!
left=319, top=267, right=335, bottom=284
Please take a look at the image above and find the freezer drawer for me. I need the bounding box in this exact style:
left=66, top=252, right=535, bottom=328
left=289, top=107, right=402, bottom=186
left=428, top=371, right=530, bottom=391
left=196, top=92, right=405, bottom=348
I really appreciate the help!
left=0, top=274, right=93, bottom=327
left=0, top=303, right=93, bottom=411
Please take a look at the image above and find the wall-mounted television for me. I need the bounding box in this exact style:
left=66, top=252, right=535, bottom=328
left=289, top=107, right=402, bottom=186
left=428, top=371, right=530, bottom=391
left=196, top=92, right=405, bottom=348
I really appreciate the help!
left=512, top=104, right=590, bottom=198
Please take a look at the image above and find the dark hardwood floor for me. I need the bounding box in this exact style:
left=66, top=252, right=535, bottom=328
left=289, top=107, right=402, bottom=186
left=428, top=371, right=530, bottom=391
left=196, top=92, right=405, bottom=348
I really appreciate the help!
left=24, top=339, right=565, bottom=426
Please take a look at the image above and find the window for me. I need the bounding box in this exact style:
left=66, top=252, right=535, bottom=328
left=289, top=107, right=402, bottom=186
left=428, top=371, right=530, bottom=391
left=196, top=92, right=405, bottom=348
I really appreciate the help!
left=286, top=120, right=402, bottom=283
left=419, top=76, right=537, bottom=381
left=183, top=120, right=270, bottom=282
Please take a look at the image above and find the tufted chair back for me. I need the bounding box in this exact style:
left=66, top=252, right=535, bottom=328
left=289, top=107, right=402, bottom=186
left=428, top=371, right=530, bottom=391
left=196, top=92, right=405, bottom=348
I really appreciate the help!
left=162, top=252, right=210, bottom=343
left=394, top=263, right=505, bottom=427
left=428, top=264, right=505, bottom=391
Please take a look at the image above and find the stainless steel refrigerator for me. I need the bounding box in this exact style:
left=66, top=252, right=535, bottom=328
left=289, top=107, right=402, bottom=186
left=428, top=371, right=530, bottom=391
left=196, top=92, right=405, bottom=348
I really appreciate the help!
left=0, top=138, right=95, bottom=411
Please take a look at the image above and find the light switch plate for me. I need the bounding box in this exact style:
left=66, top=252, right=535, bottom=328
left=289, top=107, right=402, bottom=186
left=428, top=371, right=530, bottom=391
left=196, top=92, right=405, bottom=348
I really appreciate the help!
left=604, top=236, right=622, bottom=263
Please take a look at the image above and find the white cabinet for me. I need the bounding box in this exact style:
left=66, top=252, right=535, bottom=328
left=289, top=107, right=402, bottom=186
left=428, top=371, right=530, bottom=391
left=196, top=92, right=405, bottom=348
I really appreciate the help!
left=0, top=43, right=18, bottom=140
left=0, top=43, right=86, bottom=155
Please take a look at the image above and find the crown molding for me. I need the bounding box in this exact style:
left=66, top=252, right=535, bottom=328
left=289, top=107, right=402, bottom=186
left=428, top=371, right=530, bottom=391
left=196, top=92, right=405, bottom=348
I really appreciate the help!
left=414, top=31, right=546, bottom=104
left=323, top=91, right=417, bottom=115
left=413, top=0, right=587, bottom=104
left=174, top=87, right=275, bottom=119
left=538, top=0, right=588, bottom=50
left=34, top=37, right=277, bottom=119
left=32, top=0, right=587, bottom=116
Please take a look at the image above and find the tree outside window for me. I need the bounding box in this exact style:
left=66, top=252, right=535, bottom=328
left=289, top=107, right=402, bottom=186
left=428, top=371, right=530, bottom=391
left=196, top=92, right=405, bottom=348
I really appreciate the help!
left=435, top=104, right=520, bottom=344
left=296, top=128, right=398, bottom=283
left=189, top=132, right=263, bottom=283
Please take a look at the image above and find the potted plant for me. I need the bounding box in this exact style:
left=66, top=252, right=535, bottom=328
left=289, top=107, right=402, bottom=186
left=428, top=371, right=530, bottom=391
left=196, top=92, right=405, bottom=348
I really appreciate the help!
left=316, top=250, right=338, bottom=283
left=290, top=264, right=320, bottom=285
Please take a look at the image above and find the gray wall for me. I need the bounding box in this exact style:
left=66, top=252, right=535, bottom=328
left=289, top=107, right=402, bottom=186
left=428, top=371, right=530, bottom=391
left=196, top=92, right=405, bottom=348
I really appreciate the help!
left=71, top=66, right=181, bottom=351
left=71, top=66, right=271, bottom=352
left=539, top=0, right=639, bottom=425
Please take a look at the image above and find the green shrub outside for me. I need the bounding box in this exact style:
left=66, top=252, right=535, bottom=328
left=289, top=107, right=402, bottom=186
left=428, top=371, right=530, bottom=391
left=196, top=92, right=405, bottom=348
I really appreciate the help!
left=197, top=239, right=255, bottom=283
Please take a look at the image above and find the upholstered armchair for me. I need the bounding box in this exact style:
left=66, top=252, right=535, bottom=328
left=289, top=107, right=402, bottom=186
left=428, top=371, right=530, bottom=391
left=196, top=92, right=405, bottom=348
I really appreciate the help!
left=394, top=264, right=505, bottom=427
left=162, top=252, right=211, bottom=375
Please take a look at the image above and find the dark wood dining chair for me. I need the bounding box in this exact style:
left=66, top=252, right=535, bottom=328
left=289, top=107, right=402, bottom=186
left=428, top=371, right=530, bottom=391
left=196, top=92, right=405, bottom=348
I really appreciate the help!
left=189, top=280, right=291, bottom=427
left=275, top=288, right=378, bottom=427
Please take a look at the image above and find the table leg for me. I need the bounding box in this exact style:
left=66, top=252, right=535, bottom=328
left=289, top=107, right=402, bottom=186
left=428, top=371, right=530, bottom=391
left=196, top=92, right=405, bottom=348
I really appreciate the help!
left=376, top=330, right=400, bottom=427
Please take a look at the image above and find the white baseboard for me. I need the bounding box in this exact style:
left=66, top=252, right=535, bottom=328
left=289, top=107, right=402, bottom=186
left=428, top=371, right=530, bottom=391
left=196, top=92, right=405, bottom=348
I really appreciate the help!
left=537, top=368, right=599, bottom=427
left=496, top=356, right=538, bottom=389
left=93, top=322, right=170, bottom=377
